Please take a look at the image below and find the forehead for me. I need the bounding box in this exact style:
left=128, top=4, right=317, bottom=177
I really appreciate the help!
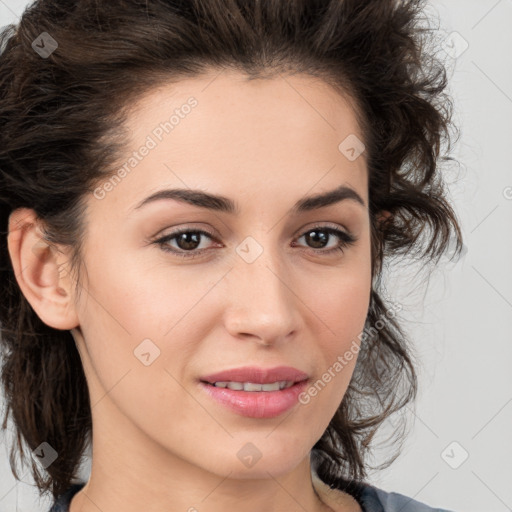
left=126, top=69, right=365, bottom=150
left=93, top=69, right=368, bottom=214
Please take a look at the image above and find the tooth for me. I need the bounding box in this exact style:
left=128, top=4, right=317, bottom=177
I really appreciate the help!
left=244, top=382, right=264, bottom=391
left=226, top=382, right=244, bottom=391
left=212, top=381, right=296, bottom=391
left=262, top=382, right=281, bottom=391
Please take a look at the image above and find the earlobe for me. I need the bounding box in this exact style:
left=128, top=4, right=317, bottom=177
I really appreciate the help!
left=7, top=208, right=79, bottom=330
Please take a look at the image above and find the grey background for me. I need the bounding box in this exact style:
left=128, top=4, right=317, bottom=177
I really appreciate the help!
left=0, top=0, right=511, bottom=511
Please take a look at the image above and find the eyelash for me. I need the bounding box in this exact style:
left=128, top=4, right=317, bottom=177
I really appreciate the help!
left=152, top=224, right=357, bottom=260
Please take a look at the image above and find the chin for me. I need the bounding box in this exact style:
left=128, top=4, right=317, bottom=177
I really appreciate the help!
left=203, top=440, right=309, bottom=480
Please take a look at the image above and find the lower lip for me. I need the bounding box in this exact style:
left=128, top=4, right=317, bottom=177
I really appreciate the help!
left=199, top=380, right=309, bottom=418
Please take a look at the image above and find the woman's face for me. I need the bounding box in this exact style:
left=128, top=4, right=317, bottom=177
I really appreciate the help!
left=70, top=69, right=372, bottom=479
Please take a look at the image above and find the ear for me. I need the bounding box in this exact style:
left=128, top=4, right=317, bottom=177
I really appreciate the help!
left=7, top=208, right=79, bottom=330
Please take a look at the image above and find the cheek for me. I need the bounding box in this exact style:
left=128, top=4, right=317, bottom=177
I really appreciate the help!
left=297, top=279, right=369, bottom=426
left=73, top=245, right=223, bottom=406
left=305, top=257, right=372, bottom=344
left=298, top=256, right=371, bottom=407
left=78, top=238, right=219, bottom=338
left=73, top=266, right=196, bottom=434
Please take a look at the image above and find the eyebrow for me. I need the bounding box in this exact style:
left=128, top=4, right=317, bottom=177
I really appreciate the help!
left=132, top=184, right=365, bottom=214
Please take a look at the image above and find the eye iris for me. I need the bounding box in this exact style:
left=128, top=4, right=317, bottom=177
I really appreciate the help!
left=176, top=232, right=201, bottom=250
left=306, top=229, right=328, bottom=249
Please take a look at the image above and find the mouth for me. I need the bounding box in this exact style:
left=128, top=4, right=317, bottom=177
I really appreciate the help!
left=200, top=380, right=300, bottom=391
left=199, top=378, right=310, bottom=419
left=199, top=365, right=309, bottom=387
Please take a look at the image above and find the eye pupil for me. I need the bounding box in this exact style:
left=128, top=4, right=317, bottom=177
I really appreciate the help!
left=306, top=230, right=328, bottom=249
left=177, top=232, right=201, bottom=250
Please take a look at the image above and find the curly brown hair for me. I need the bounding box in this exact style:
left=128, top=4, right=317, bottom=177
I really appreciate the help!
left=0, top=0, right=462, bottom=502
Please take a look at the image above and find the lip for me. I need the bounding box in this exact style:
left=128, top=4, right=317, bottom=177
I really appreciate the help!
left=199, top=379, right=310, bottom=418
left=200, top=365, right=309, bottom=385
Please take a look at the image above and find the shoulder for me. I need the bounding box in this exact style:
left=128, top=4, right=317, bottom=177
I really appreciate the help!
left=311, top=467, right=454, bottom=512
left=358, top=483, right=456, bottom=512
left=48, top=482, right=86, bottom=512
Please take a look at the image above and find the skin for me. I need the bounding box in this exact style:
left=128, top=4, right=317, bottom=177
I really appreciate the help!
left=8, top=69, right=372, bottom=512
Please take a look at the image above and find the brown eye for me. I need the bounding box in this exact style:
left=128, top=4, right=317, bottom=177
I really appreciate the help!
left=174, top=231, right=203, bottom=251
left=294, top=227, right=356, bottom=255
left=153, top=225, right=356, bottom=259
left=154, top=228, right=218, bottom=258
left=303, top=229, right=329, bottom=249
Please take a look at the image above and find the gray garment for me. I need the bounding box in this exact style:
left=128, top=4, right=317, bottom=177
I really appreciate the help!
left=362, top=485, right=455, bottom=511
left=49, top=481, right=455, bottom=511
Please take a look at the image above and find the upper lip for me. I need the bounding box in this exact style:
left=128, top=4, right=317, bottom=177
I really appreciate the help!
left=200, top=366, right=309, bottom=384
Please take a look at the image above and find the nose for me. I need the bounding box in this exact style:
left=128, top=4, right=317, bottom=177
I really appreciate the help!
left=223, top=245, right=301, bottom=347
